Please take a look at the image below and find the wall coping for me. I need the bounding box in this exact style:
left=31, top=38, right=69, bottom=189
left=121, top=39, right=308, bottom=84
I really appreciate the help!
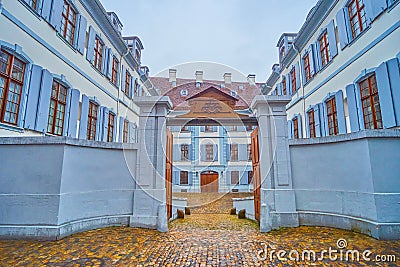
left=289, top=129, right=400, bottom=146
left=0, top=136, right=139, bottom=150
left=232, top=197, right=254, bottom=201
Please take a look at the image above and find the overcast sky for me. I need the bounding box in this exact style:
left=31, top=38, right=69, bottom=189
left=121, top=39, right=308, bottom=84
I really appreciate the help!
left=100, top=0, right=318, bottom=82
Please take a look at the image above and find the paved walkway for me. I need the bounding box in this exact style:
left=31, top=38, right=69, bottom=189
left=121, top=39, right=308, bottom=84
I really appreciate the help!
left=1, top=194, right=399, bottom=266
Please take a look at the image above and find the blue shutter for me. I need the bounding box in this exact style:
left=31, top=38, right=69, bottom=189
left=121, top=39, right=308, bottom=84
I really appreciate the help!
left=314, top=105, right=322, bottom=138
left=314, top=40, right=322, bottom=71
left=300, top=57, right=307, bottom=85
left=309, top=44, right=317, bottom=75
left=35, top=69, right=53, bottom=133
left=173, top=171, right=180, bottom=185
left=106, top=48, right=113, bottom=79
left=287, top=120, right=293, bottom=139
left=277, top=83, right=283, bottom=95
left=375, top=62, right=396, bottom=128
left=188, top=172, right=193, bottom=185
left=226, top=143, right=231, bottom=161
left=118, top=116, right=124, bottom=142
left=188, top=144, right=193, bottom=160
left=327, top=20, right=338, bottom=59
left=297, top=114, right=303, bottom=138
left=173, top=144, right=180, bottom=161
left=305, top=110, right=310, bottom=138
left=41, top=0, right=52, bottom=21
left=321, top=101, right=330, bottom=136
left=66, top=89, right=80, bottom=138
left=239, top=144, right=247, bottom=161
left=200, top=126, right=205, bottom=132
left=86, top=26, right=96, bottom=63
left=336, top=8, right=350, bottom=50
left=346, top=84, right=362, bottom=132
left=102, top=108, right=109, bottom=142
left=95, top=106, right=103, bottom=141
left=295, top=62, right=301, bottom=89
left=213, top=144, right=218, bottom=161
left=121, top=65, right=126, bottom=92
left=24, top=65, right=43, bottom=130
left=364, top=0, right=387, bottom=23
left=76, top=14, right=87, bottom=54
left=63, top=88, right=72, bottom=136
left=386, top=58, right=400, bottom=125
left=101, top=45, right=108, bottom=75
left=335, top=90, right=346, bottom=134
left=78, top=95, right=89, bottom=139
left=129, top=77, right=134, bottom=98
left=240, top=172, right=247, bottom=185
left=286, top=73, right=292, bottom=95
left=200, top=144, right=206, bottom=161
left=49, top=0, right=63, bottom=31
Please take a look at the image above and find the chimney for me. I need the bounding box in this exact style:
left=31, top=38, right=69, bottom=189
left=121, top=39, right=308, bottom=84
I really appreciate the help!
left=195, top=71, right=203, bottom=83
left=223, top=73, right=232, bottom=85
left=169, top=69, right=177, bottom=84
left=247, top=74, right=256, bottom=85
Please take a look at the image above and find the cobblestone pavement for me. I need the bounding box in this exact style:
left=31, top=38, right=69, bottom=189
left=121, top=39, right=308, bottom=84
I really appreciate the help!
left=1, top=195, right=399, bottom=266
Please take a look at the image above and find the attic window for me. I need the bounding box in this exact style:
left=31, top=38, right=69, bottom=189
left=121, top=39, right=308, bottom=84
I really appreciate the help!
left=220, top=84, right=226, bottom=88
left=230, top=91, right=237, bottom=98
left=238, top=85, right=244, bottom=90
left=196, top=82, right=201, bottom=88
left=180, top=89, right=188, bottom=96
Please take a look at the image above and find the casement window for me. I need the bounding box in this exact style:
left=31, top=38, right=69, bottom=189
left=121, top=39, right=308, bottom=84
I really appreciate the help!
left=28, top=0, right=39, bottom=11
left=231, top=171, right=240, bottom=185
left=0, top=50, right=25, bottom=125
left=307, top=109, right=316, bottom=138
left=319, top=31, right=330, bottom=68
left=359, top=74, right=382, bottom=129
left=134, top=79, right=139, bottom=96
left=94, top=37, right=104, bottom=72
left=87, top=101, right=98, bottom=140
left=111, top=57, right=119, bottom=86
left=206, top=144, right=214, bottom=161
left=60, top=1, right=77, bottom=46
left=124, top=71, right=131, bottom=97
left=303, top=53, right=312, bottom=83
left=181, top=144, right=189, bottom=161
left=180, top=171, right=189, bottom=185
left=293, top=117, right=299, bottom=139
left=107, top=113, right=115, bottom=142
left=282, top=78, right=287, bottom=95
left=230, top=144, right=238, bottom=161
left=247, top=144, right=252, bottom=161
left=123, top=119, right=129, bottom=143
left=47, top=81, right=67, bottom=135
left=348, top=0, right=368, bottom=39
left=248, top=171, right=253, bottom=184
left=290, top=68, right=297, bottom=94
left=326, top=97, right=339, bottom=135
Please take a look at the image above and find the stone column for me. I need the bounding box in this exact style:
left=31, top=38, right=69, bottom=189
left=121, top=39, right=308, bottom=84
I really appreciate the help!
left=251, top=95, right=299, bottom=232
left=131, top=96, right=172, bottom=230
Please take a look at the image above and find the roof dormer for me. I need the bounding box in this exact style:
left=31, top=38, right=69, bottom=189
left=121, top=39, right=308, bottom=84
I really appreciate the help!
left=123, top=36, right=144, bottom=65
left=107, top=12, right=123, bottom=34
left=277, top=33, right=297, bottom=68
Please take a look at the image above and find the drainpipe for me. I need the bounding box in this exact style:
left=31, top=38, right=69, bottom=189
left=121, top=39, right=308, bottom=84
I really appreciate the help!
left=293, top=43, right=306, bottom=131
left=117, top=48, right=130, bottom=116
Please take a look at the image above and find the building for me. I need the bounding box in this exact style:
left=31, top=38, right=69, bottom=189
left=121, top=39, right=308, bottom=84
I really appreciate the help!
left=0, top=0, right=157, bottom=141
left=265, top=0, right=400, bottom=138
left=151, top=71, right=262, bottom=193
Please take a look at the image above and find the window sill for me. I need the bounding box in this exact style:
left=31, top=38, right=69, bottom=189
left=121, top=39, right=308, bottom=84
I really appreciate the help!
left=0, top=122, right=24, bottom=133
left=57, top=33, right=78, bottom=53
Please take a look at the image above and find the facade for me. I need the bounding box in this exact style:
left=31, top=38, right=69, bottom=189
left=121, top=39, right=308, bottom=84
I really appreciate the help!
left=151, top=71, right=262, bottom=193
left=0, top=0, right=157, bottom=141
left=265, top=0, right=400, bottom=139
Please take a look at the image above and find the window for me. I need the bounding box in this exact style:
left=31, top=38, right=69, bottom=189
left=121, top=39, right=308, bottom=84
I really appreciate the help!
left=181, top=144, right=189, bottom=161
left=230, top=144, right=238, bottom=161
left=0, top=50, right=25, bottom=125
left=246, top=125, right=253, bottom=131
left=280, top=46, right=285, bottom=60
left=282, top=78, right=287, bottom=95
left=348, top=0, right=368, bottom=39
left=123, top=119, right=129, bottom=143
left=230, top=91, right=237, bottom=98
left=180, top=171, right=188, bottom=185
left=307, top=109, right=316, bottom=138
left=180, top=89, right=188, bottom=96
left=293, top=117, right=299, bottom=139
left=303, top=53, right=312, bottom=83
left=231, top=171, right=239, bottom=185
left=87, top=101, right=98, bottom=140
left=231, top=125, right=237, bottom=132
left=111, top=57, right=119, bottom=86
left=290, top=68, right=297, bottom=94
left=206, top=144, right=214, bottom=161
left=135, top=48, right=140, bottom=62
left=319, top=31, right=330, bottom=68
left=248, top=171, right=253, bottom=184
left=247, top=144, right=252, bottom=161
left=28, top=0, right=39, bottom=11
left=47, top=81, right=68, bottom=135
left=60, top=1, right=77, bottom=46
left=359, top=74, right=382, bottom=129
left=124, top=71, right=131, bottom=97
left=107, top=113, right=115, bottom=142
left=326, top=97, right=338, bottom=135
left=94, top=37, right=104, bottom=72
left=134, top=79, right=139, bottom=96
left=205, top=126, right=216, bottom=132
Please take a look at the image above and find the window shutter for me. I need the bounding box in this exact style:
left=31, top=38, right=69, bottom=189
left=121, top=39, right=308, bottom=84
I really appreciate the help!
left=173, top=171, right=180, bottom=185
left=386, top=58, right=400, bottom=125
left=314, top=105, right=322, bottom=138
left=213, top=144, right=218, bottom=161
left=121, top=65, right=126, bottom=92
left=287, top=120, right=293, bottom=139
left=296, top=114, right=303, bottom=138
left=238, top=144, right=247, bottom=161
left=295, top=62, right=301, bottom=89
left=200, top=126, right=205, bottom=132
left=49, top=0, right=63, bottom=31
left=277, top=83, right=282, bottom=95
left=364, top=0, right=387, bottom=23
left=106, top=48, right=113, bottom=79
left=24, top=65, right=43, bottom=130
left=200, top=144, right=206, bottom=161
left=35, top=69, right=53, bottom=133
left=128, top=122, right=136, bottom=143
left=173, top=144, right=180, bottom=161
left=336, top=8, right=350, bottom=50
left=188, top=144, right=193, bottom=161
left=300, top=57, right=307, bottom=85
left=327, top=20, right=338, bottom=59
left=314, top=41, right=322, bottom=71
left=346, top=84, right=362, bottom=132
left=321, top=101, right=330, bottom=136
left=66, top=88, right=80, bottom=138
left=375, top=61, right=397, bottom=128
left=305, top=111, right=310, bottom=138
left=102, top=108, right=109, bottom=142
left=309, top=44, right=317, bottom=75
left=129, top=77, right=134, bottom=98
left=188, top=172, right=193, bottom=185
left=112, top=114, right=117, bottom=142
left=226, top=143, right=231, bottom=161
left=101, top=45, right=108, bottom=75
left=335, top=90, right=346, bottom=134
left=41, top=0, right=52, bottom=21
left=118, top=116, right=124, bottom=142
left=75, top=14, right=87, bottom=54
left=95, top=106, right=104, bottom=141
left=78, top=94, right=89, bottom=139
left=286, top=73, right=292, bottom=95
left=86, top=26, right=96, bottom=63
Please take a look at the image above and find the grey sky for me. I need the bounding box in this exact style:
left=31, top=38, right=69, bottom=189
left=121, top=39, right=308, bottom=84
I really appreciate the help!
left=100, top=0, right=318, bottom=82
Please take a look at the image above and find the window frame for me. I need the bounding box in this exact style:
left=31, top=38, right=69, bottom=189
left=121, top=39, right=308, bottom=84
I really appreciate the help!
left=205, top=144, right=214, bottom=162
left=107, top=112, right=115, bottom=142
left=326, top=97, right=339, bottom=136
left=303, top=53, right=311, bottom=83
left=248, top=171, right=253, bottom=184
left=359, top=74, right=382, bottom=130
left=123, top=119, right=129, bottom=143
left=180, top=171, right=189, bottom=185
left=319, top=31, right=330, bottom=68
left=307, top=109, right=316, bottom=138
left=87, top=101, right=98, bottom=140
left=231, top=171, right=240, bottom=185
left=60, top=0, right=77, bottom=46
left=47, top=80, right=68, bottom=136
left=181, top=144, right=189, bottom=161
left=293, top=117, right=299, bottom=139
left=290, top=68, right=297, bottom=94
left=347, top=0, right=368, bottom=39
left=111, top=56, right=119, bottom=86
left=124, top=71, right=131, bottom=97
left=93, top=37, right=104, bottom=72
left=282, top=78, right=287, bottom=95
left=230, top=143, right=238, bottom=162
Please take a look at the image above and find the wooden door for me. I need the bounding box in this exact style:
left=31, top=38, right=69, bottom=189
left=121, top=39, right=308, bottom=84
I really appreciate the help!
left=251, top=127, right=261, bottom=222
left=201, top=172, right=219, bottom=193
left=166, top=128, right=173, bottom=220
